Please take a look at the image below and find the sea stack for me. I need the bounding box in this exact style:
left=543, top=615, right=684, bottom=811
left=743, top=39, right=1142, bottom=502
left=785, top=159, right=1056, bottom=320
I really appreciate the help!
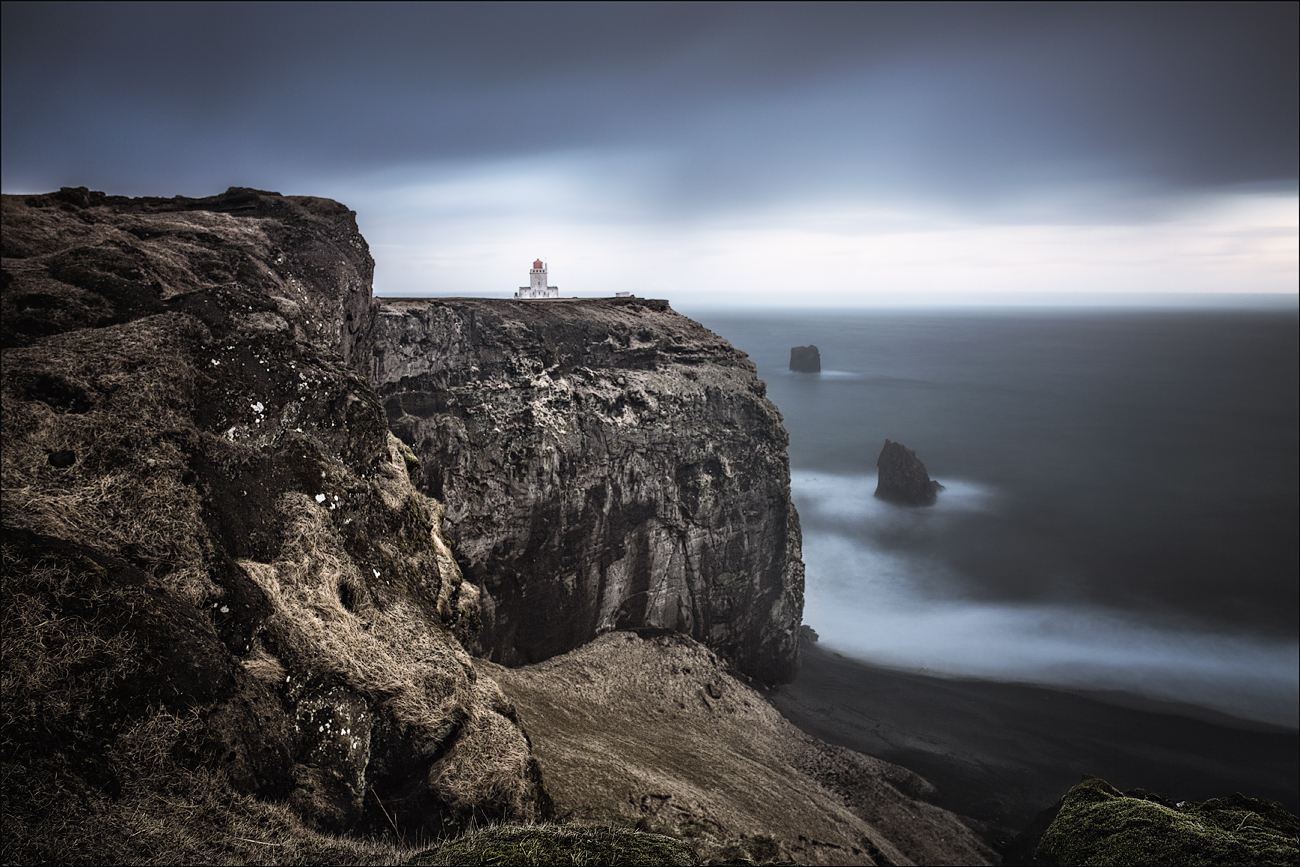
left=875, top=439, right=945, bottom=506
left=790, top=345, right=821, bottom=373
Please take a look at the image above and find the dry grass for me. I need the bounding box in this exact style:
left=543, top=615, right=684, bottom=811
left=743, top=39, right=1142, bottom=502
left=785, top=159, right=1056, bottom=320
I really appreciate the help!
left=0, top=537, right=408, bottom=867
left=0, top=564, right=139, bottom=731
left=408, top=822, right=699, bottom=866
left=243, top=492, right=473, bottom=730
left=239, top=482, right=539, bottom=825
left=1, top=713, right=429, bottom=866
left=429, top=676, right=540, bottom=823
left=1, top=314, right=215, bottom=605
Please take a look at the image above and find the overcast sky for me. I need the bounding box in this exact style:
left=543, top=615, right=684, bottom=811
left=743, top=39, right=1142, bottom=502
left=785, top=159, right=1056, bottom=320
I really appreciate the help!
left=4, top=2, right=1297, bottom=306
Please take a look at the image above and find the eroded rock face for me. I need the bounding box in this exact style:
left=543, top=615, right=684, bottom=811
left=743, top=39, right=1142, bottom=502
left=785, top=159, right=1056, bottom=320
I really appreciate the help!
left=372, top=298, right=805, bottom=684
left=1, top=189, right=545, bottom=853
left=790, top=344, right=821, bottom=372
left=875, top=438, right=944, bottom=506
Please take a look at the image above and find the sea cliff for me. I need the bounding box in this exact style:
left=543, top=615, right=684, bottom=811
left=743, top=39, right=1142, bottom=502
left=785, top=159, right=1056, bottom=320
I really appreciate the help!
left=371, top=297, right=804, bottom=684
left=2, top=187, right=987, bottom=865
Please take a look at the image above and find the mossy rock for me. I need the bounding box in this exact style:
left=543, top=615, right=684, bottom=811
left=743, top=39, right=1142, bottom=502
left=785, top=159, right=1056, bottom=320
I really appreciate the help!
left=398, top=439, right=422, bottom=475
left=1037, top=777, right=1299, bottom=866
left=407, top=823, right=699, bottom=866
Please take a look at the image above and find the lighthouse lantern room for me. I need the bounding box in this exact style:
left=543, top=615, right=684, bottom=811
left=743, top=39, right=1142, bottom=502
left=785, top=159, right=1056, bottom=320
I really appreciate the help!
left=516, top=259, right=559, bottom=299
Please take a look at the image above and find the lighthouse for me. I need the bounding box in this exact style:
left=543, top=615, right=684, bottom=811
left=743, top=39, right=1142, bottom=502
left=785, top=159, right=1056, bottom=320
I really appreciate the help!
left=515, top=259, right=559, bottom=299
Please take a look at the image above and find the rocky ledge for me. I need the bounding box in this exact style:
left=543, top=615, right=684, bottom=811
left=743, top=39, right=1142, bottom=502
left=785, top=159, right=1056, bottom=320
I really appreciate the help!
left=372, top=297, right=804, bottom=684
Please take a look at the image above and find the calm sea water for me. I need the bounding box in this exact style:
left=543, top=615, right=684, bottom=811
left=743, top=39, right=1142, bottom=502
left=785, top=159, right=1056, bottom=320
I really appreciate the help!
left=687, top=307, right=1299, bottom=728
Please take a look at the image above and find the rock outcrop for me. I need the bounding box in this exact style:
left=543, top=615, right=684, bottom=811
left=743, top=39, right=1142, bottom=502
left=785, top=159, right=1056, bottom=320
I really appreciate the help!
left=875, top=438, right=944, bottom=506
left=790, top=344, right=821, bottom=372
left=8, top=187, right=1000, bottom=867
left=1025, top=778, right=1298, bottom=866
left=1, top=189, right=546, bottom=862
left=371, top=298, right=805, bottom=684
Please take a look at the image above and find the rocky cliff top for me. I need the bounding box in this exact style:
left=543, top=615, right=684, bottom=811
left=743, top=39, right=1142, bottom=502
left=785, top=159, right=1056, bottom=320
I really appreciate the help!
left=2, top=186, right=376, bottom=369
left=373, top=296, right=750, bottom=386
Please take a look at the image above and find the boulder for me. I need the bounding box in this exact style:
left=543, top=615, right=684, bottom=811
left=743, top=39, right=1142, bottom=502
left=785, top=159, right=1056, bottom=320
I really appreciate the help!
left=790, top=344, right=821, bottom=372
left=1033, top=777, right=1299, bottom=866
left=874, top=439, right=944, bottom=506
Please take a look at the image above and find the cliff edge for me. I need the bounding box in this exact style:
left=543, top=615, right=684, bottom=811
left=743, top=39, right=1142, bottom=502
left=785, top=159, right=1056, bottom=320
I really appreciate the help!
left=372, top=297, right=804, bottom=684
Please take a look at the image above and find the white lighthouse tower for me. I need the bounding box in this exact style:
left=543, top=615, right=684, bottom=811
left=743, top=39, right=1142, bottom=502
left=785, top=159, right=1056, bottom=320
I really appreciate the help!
left=515, top=259, right=559, bottom=299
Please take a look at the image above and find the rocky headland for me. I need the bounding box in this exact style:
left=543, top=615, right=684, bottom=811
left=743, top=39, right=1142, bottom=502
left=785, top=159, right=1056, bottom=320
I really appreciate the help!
left=7, top=187, right=1292, bottom=866
left=372, top=297, right=803, bottom=684
left=0, top=187, right=973, bottom=865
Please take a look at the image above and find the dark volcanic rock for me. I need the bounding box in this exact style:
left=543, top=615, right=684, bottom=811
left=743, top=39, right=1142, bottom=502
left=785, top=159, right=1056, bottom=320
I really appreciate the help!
left=371, top=297, right=805, bottom=684
left=1, top=189, right=545, bottom=857
left=1, top=186, right=376, bottom=371
left=790, top=344, right=821, bottom=373
left=874, top=438, right=944, bottom=506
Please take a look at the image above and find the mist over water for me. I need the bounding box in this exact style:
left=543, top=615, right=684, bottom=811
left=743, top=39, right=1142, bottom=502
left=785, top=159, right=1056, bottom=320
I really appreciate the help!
left=689, top=307, right=1299, bottom=729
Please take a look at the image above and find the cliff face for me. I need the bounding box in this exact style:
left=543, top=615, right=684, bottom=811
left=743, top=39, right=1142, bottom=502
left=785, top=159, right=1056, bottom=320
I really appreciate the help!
left=1, top=189, right=544, bottom=860
left=371, top=298, right=805, bottom=684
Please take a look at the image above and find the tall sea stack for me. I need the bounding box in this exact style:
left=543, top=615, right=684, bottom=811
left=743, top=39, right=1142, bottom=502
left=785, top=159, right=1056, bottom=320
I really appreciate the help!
left=790, top=345, right=821, bottom=373
left=875, top=438, right=945, bottom=506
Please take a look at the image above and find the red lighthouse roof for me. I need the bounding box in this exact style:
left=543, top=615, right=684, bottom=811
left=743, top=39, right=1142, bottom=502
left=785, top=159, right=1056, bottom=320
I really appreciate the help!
left=533, top=259, right=544, bottom=269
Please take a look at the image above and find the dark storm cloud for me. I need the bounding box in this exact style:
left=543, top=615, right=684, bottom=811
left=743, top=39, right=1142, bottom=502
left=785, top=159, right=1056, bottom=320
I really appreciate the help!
left=3, top=2, right=1296, bottom=215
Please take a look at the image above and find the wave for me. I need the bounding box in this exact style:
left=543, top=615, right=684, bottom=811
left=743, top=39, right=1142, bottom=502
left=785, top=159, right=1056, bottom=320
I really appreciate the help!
left=793, top=470, right=996, bottom=523
left=794, top=475, right=1300, bottom=729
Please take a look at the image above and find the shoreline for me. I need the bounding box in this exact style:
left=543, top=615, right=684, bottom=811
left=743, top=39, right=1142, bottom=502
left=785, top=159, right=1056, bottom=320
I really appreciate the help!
left=769, top=641, right=1299, bottom=830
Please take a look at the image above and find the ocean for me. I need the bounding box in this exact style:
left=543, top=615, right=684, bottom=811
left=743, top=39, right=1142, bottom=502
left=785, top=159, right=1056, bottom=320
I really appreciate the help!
left=686, top=307, right=1299, bottom=731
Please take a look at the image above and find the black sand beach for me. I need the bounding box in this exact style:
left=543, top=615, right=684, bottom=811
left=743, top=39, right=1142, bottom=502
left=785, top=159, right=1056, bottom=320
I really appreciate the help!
left=771, top=641, right=1300, bottom=831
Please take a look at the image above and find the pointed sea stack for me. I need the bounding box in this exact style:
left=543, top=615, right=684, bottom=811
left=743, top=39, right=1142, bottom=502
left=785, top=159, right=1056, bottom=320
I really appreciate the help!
left=875, top=439, right=945, bottom=506
left=790, top=345, right=821, bottom=373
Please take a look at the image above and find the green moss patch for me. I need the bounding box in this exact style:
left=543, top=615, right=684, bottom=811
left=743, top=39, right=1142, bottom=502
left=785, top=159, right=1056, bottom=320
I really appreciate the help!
left=407, top=823, right=699, bottom=866
left=1038, top=777, right=1299, bottom=866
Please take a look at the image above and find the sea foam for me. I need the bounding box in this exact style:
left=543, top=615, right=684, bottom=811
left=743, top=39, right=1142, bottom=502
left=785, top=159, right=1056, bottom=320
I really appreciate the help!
left=795, top=472, right=1300, bottom=729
